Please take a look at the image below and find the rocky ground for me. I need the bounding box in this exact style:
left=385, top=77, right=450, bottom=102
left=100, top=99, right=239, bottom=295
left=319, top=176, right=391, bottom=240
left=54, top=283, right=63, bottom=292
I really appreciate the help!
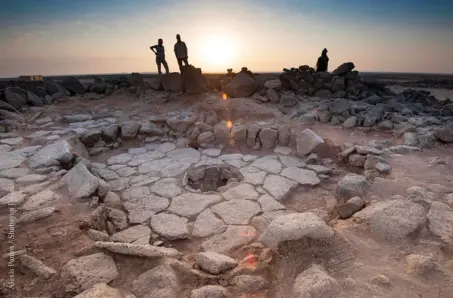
left=1, top=67, right=453, bottom=298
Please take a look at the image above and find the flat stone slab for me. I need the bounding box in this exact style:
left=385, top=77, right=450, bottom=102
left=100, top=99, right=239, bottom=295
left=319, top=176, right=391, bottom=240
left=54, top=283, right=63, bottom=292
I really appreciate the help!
left=306, top=165, right=332, bottom=174
left=0, top=137, right=23, bottom=145
left=274, top=146, right=292, bottom=155
left=0, top=168, right=30, bottom=179
left=195, top=157, right=225, bottom=167
left=94, top=168, right=119, bottom=181
left=156, top=142, right=176, bottom=154
left=27, top=131, right=52, bottom=139
left=0, top=192, right=27, bottom=207
left=122, top=187, right=169, bottom=223
left=167, top=148, right=201, bottom=163
left=150, top=213, right=189, bottom=240
left=95, top=242, right=181, bottom=258
left=28, top=140, right=74, bottom=169
left=106, top=153, right=133, bottom=165
left=281, top=167, right=320, bottom=186
left=128, top=151, right=166, bottom=167
left=150, top=178, right=182, bottom=198
left=138, top=158, right=173, bottom=174
left=108, top=178, right=131, bottom=191
left=161, top=161, right=192, bottom=177
left=115, top=166, right=137, bottom=177
left=192, top=209, right=225, bottom=238
left=168, top=193, right=222, bottom=218
left=0, top=177, right=14, bottom=194
left=130, top=175, right=160, bottom=187
left=258, top=194, right=286, bottom=212
left=219, top=154, right=243, bottom=160
left=196, top=251, right=237, bottom=274
left=221, top=183, right=259, bottom=201
left=251, top=157, right=283, bottom=174
left=16, top=174, right=47, bottom=184
left=132, top=265, right=178, bottom=298
left=240, top=166, right=267, bottom=186
left=201, top=225, right=257, bottom=254
left=259, top=212, right=334, bottom=249
left=0, top=151, right=26, bottom=170
left=263, top=174, right=298, bottom=201
left=202, top=148, right=221, bottom=157
left=224, top=159, right=248, bottom=168
left=111, top=225, right=151, bottom=243
left=212, top=200, right=261, bottom=225
left=21, top=190, right=56, bottom=211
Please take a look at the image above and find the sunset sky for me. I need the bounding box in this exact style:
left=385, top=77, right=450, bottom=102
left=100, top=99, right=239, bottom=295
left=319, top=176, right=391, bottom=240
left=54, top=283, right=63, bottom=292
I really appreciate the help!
left=1, top=0, right=452, bottom=77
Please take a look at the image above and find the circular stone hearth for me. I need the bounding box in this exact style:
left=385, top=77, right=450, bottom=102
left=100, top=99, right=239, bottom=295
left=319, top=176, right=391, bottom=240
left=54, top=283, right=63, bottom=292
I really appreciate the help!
left=185, top=165, right=244, bottom=192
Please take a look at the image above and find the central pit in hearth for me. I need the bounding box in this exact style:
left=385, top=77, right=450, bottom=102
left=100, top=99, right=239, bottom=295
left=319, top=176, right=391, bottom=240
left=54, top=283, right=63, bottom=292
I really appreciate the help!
left=186, top=164, right=244, bottom=192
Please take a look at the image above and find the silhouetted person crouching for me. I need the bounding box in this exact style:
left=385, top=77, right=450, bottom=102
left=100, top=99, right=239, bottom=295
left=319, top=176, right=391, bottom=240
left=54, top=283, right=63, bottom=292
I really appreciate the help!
left=150, top=39, right=169, bottom=75
left=316, top=48, right=329, bottom=72
left=174, top=34, right=189, bottom=74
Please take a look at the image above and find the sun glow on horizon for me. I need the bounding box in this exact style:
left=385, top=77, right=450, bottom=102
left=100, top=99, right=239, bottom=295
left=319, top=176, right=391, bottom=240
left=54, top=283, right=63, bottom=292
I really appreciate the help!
left=201, top=35, right=236, bottom=68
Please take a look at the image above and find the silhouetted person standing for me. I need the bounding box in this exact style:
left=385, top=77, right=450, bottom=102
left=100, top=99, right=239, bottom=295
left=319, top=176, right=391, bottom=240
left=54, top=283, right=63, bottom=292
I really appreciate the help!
left=316, top=48, right=329, bottom=72
left=174, top=34, right=188, bottom=74
left=150, top=39, right=169, bottom=75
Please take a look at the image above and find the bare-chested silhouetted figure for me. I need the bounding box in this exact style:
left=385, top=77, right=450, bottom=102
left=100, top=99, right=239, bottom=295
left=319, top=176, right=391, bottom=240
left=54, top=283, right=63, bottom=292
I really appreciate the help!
left=316, top=48, right=329, bottom=72
left=174, top=34, right=189, bottom=74
left=150, top=39, right=169, bottom=75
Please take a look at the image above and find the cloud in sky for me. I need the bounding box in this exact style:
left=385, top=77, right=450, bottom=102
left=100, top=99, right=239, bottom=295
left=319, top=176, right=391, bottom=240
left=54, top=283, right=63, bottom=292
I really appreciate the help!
left=1, top=0, right=452, bottom=77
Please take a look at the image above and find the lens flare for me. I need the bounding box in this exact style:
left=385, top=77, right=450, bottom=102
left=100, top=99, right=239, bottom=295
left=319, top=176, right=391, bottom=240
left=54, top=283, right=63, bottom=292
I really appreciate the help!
left=227, top=120, right=233, bottom=129
left=222, top=93, right=228, bottom=100
left=243, top=253, right=258, bottom=269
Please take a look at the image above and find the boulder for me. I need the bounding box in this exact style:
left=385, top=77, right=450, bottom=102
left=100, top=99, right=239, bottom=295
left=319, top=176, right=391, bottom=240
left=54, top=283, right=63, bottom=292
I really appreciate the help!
left=259, top=212, right=334, bottom=249
left=293, top=265, right=339, bottom=298
left=434, top=124, right=453, bottom=143
left=314, top=89, right=332, bottom=99
left=139, top=122, right=164, bottom=136
left=331, top=62, right=355, bottom=76
left=233, top=275, right=269, bottom=293
left=129, top=72, right=144, bottom=86
left=335, top=174, right=370, bottom=203
left=121, top=121, right=140, bottom=139
left=354, top=198, right=426, bottom=242
left=26, top=91, right=44, bottom=106
left=90, top=78, right=106, bottom=94
left=335, top=196, right=365, bottom=219
left=28, top=140, right=74, bottom=169
left=61, top=76, right=86, bottom=94
left=223, top=73, right=257, bottom=98
left=214, top=121, right=230, bottom=144
left=427, top=201, right=453, bottom=245
left=264, top=79, right=281, bottom=89
left=132, top=265, right=178, bottom=298
left=279, top=94, right=298, bottom=107
left=43, top=79, right=70, bottom=95
left=63, top=162, right=100, bottom=199
left=259, top=128, right=278, bottom=149
left=167, top=112, right=197, bottom=133
left=3, top=87, right=27, bottom=109
left=329, top=99, right=351, bottom=115
left=183, top=66, right=208, bottom=94
left=267, top=88, right=280, bottom=103
left=0, top=100, right=16, bottom=112
left=296, top=129, right=324, bottom=157
left=363, top=106, right=385, bottom=127
left=148, top=77, right=163, bottom=90
left=162, top=73, right=184, bottom=92
left=60, top=253, right=119, bottom=293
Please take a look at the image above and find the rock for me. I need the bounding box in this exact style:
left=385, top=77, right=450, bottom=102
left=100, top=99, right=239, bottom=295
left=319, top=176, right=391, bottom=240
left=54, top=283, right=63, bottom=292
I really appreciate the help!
left=3, top=87, right=27, bottom=108
left=28, top=140, right=74, bottom=169
left=353, top=198, right=426, bottom=242
left=252, top=93, right=268, bottom=102
left=197, top=131, right=215, bottom=144
left=335, top=196, right=365, bottom=219
left=296, top=129, right=324, bottom=157
left=279, top=94, right=298, bottom=107
left=240, top=166, right=267, bottom=186
left=378, top=120, right=394, bottom=131
left=63, top=162, right=99, bottom=199
left=167, top=148, right=200, bottom=163
left=139, top=122, right=164, bottom=136
left=111, top=225, right=150, bottom=243
left=18, top=254, right=56, bottom=279
left=274, top=146, right=292, bottom=155
left=17, top=207, right=56, bottom=224
left=190, top=285, right=229, bottom=298
left=51, top=92, right=68, bottom=102
left=251, top=157, right=282, bottom=174
left=162, top=72, right=184, bottom=91
left=259, top=128, right=278, bottom=149
left=293, top=265, right=339, bottom=298
left=201, top=225, right=257, bottom=254
left=102, top=124, right=119, bottom=141
left=90, top=78, right=107, bottom=94
left=94, top=241, right=181, bottom=258
left=61, top=76, right=86, bottom=94
left=0, top=100, right=16, bottom=112
left=150, top=178, right=182, bottom=198
left=393, top=122, right=416, bottom=138
left=387, top=145, right=420, bottom=154
left=233, top=275, right=268, bottom=293
left=221, top=183, right=259, bottom=201
left=132, top=265, right=178, bottom=298
left=60, top=253, right=119, bottom=293
left=122, top=187, right=169, bottom=223
left=73, top=283, right=122, bottom=298
left=348, top=154, right=366, bottom=167
left=211, top=200, right=261, bottom=225
left=150, top=213, right=189, bottom=240
left=43, top=79, right=70, bottom=95
left=343, top=116, right=357, bottom=128
left=427, top=201, right=453, bottom=245
left=335, top=174, right=370, bottom=203
left=167, top=112, right=197, bottom=133
left=267, top=88, right=280, bottom=103
left=107, top=153, right=133, bottom=165
left=26, top=91, right=44, bottom=106
left=375, top=162, right=392, bottom=174
left=21, top=189, right=56, bottom=211
left=129, top=72, right=144, bottom=86
left=121, top=121, right=140, bottom=139
left=363, top=106, right=385, bottom=127
left=258, top=194, right=286, bottom=212
left=0, top=191, right=26, bottom=207
left=106, top=207, right=128, bottom=230
left=314, top=89, right=332, bottom=99
left=281, top=167, right=320, bottom=186
left=259, top=212, right=334, bottom=249
left=87, top=229, right=110, bottom=242
left=148, top=77, right=163, bottom=90
left=264, top=79, right=281, bottom=89
left=192, top=209, right=225, bottom=238
left=406, top=254, right=435, bottom=275
left=434, top=124, right=453, bottom=143
left=223, top=73, right=257, bottom=98
left=364, top=155, right=387, bottom=170
left=355, top=145, right=383, bottom=155
left=196, top=251, right=237, bottom=274
left=214, top=121, right=230, bottom=144
left=0, top=177, right=14, bottom=196
left=332, top=62, right=355, bottom=76
left=263, top=174, right=298, bottom=201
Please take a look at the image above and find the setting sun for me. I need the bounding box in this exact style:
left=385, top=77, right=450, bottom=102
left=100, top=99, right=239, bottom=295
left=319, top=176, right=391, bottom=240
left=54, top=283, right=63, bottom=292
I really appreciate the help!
left=201, top=35, right=236, bottom=67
